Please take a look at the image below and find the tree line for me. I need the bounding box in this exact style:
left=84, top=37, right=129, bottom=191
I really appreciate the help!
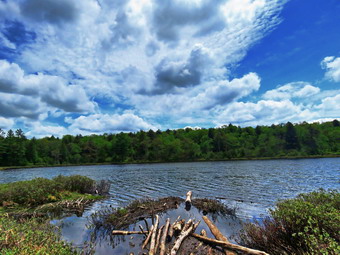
left=0, top=120, right=339, bottom=167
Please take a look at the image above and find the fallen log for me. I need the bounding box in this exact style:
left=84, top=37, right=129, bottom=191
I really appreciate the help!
left=191, top=233, right=270, bottom=255
left=112, top=230, right=148, bottom=235
left=203, top=216, right=236, bottom=255
left=160, top=218, right=170, bottom=255
left=170, top=220, right=199, bottom=255
left=149, top=215, right=159, bottom=255
left=142, top=225, right=154, bottom=249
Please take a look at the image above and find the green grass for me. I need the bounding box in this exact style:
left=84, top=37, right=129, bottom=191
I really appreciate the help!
left=0, top=216, right=80, bottom=255
left=240, top=189, right=340, bottom=255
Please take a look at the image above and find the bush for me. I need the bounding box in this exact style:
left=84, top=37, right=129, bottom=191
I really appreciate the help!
left=240, top=189, right=340, bottom=254
left=53, top=175, right=95, bottom=194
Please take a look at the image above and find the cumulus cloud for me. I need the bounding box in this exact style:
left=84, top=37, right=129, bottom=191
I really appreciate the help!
left=151, top=0, right=226, bottom=42
left=0, top=117, right=14, bottom=129
left=263, top=82, right=320, bottom=100
left=0, top=60, right=96, bottom=114
left=213, top=99, right=310, bottom=126
left=20, top=0, right=79, bottom=25
left=321, top=56, right=340, bottom=82
left=66, top=113, right=157, bottom=133
left=0, top=93, right=43, bottom=119
left=195, top=72, right=261, bottom=109
left=147, top=44, right=214, bottom=94
left=25, top=123, right=68, bottom=138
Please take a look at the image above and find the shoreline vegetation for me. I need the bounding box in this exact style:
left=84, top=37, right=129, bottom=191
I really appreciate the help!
left=0, top=175, right=109, bottom=254
left=0, top=154, right=339, bottom=171
left=0, top=120, right=339, bottom=170
left=1, top=176, right=338, bottom=254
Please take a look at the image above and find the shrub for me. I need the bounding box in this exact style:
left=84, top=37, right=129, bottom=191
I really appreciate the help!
left=240, top=189, right=340, bottom=254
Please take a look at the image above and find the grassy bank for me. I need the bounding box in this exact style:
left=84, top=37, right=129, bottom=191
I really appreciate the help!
left=240, top=189, right=340, bottom=254
left=0, top=175, right=108, bottom=254
left=0, top=216, right=80, bottom=255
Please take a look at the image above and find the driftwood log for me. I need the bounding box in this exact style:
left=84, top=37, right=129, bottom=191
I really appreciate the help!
left=203, top=216, right=236, bottom=255
left=149, top=215, right=159, bottom=255
left=191, top=233, right=270, bottom=255
left=160, top=218, right=170, bottom=255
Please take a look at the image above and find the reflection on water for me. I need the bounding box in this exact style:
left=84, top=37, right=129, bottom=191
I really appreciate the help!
left=1, top=158, right=339, bottom=253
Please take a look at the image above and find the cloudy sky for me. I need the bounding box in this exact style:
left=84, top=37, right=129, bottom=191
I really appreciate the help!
left=0, top=0, right=339, bottom=137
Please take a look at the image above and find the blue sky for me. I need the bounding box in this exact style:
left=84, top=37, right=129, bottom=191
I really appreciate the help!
left=0, top=0, right=339, bottom=137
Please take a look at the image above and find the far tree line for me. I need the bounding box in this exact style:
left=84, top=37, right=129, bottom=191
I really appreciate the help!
left=0, top=120, right=339, bottom=167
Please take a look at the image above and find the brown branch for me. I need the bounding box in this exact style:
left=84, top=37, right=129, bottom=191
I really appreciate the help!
left=112, top=230, right=148, bottom=235
left=149, top=215, right=159, bottom=255
left=142, top=225, right=154, bottom=250
left=203, top=216, right=236, bottom=255
left=160, top=218, right=170, bottom=255
left=191, top=233, right=270, bottom=255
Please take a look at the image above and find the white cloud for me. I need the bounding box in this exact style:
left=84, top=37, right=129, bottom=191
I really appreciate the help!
left=0, top=117, right=14, bottom=129
left=25, top=123, right=68, bottom=138
left=263, top=82, right=320, bottom=100
left=66, top=113, right=157, bottom=134
left=321, top=56, right=340, bottom=82
left=0, top=60, right=96, bottom=115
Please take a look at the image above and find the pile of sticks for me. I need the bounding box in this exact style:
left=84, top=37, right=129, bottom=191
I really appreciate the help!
left=111, top=191, right=269, bottom=255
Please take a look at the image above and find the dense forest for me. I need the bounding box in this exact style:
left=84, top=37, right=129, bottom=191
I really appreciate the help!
left=0, top=120, right=339, bottom=167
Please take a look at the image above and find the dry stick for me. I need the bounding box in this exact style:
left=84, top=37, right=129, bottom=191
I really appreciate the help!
left=143, top=218, right=150, bottom=232
left=160, top=218, right=171, bottom=255
left=112, top=230, right=148, bottom=235
left=202, top=216, right=236, bottom=255
left=169, top=216, right=181, bottom=239
left=155, top=225, right=164, bottom=253
left=170, top=220, right=199, bottom=255
left=142, top=225, right=154, bottom=249
left=191, top=234, right=270, bottom=255
left=149, top=215, right=159, bottom=255
left=139, top=225, right=148, bottom=238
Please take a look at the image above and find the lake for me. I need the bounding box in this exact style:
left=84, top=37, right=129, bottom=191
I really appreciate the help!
left=1, top=158, right=339, bottom=253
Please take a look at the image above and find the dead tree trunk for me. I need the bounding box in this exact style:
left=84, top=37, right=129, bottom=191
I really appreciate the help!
left=203, top=216, right=236, bottom=255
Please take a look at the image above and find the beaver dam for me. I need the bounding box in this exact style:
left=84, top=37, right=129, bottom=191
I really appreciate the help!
left=89, top=191, right=268, bottom=255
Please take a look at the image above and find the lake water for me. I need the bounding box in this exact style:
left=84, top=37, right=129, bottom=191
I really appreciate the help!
left=1, top=158, right=339, bottom=253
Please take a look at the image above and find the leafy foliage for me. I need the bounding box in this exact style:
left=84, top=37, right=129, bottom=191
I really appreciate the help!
left=240, top=189, right=340, bottom=255
left=0, top=120, right=339, bottom=167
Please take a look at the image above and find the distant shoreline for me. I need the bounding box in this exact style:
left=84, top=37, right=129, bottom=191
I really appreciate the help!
left=1, top=154, right=339, bottom=171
